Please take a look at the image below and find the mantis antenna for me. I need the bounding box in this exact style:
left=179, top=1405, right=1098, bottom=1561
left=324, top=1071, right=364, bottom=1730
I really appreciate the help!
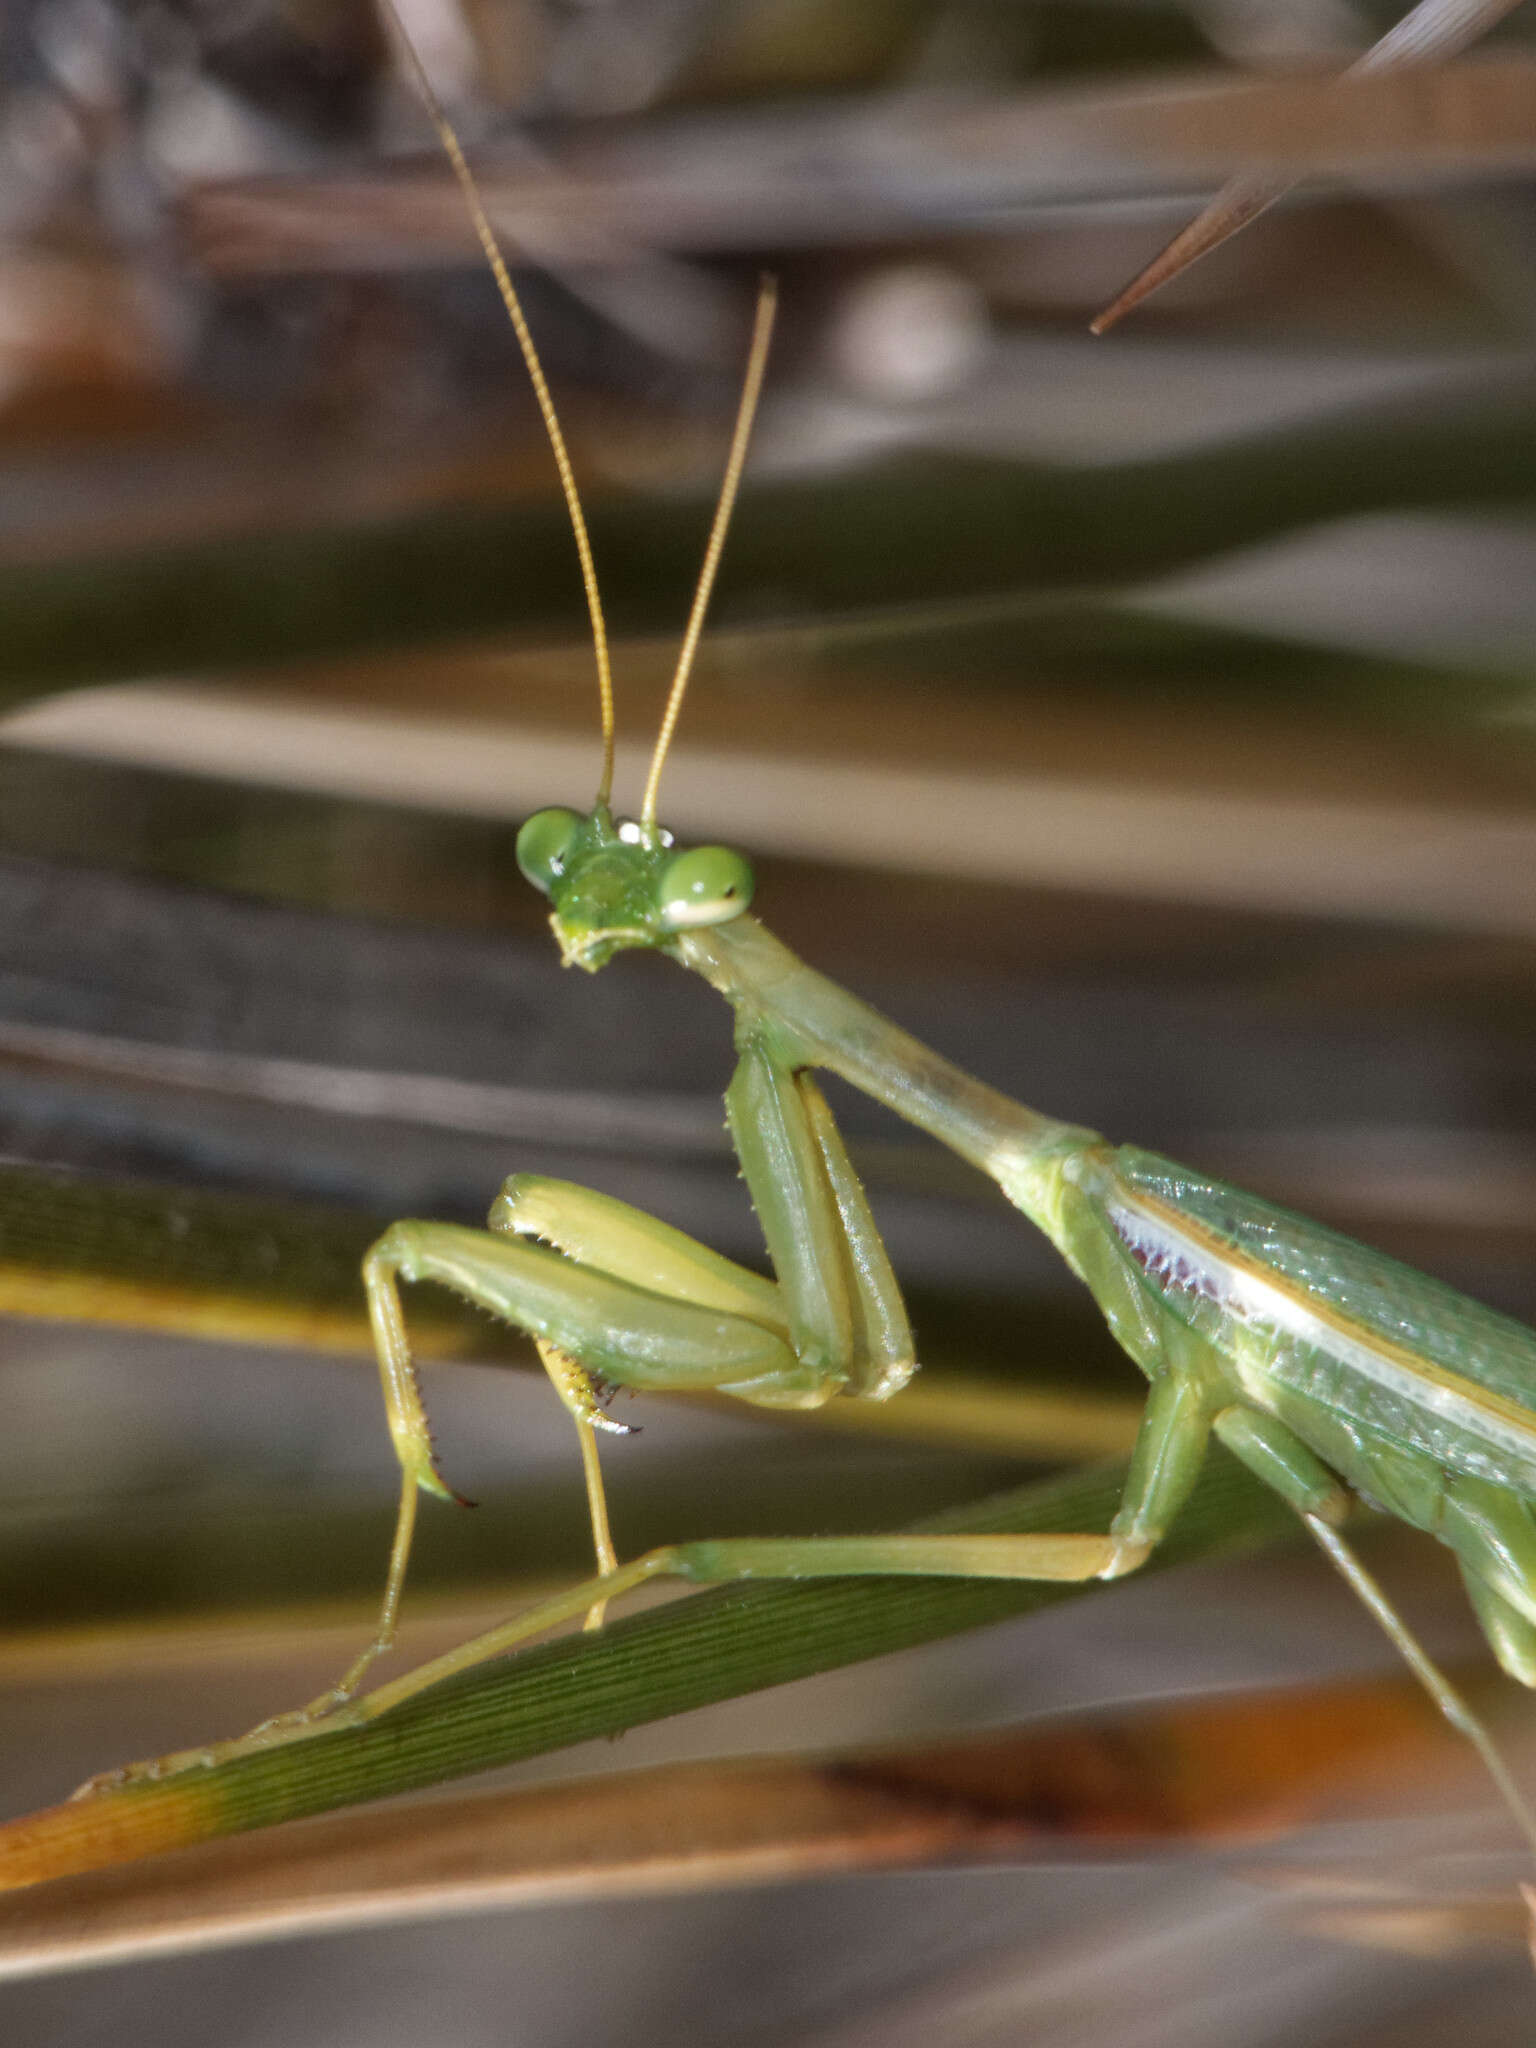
left=377, top=0, right=616, bottom=806
left=639, top=277, right=778, bottom=835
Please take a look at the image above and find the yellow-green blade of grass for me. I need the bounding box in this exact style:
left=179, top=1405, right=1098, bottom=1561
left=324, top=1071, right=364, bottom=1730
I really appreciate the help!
left=0, top=1669, right=1478, bottom=1980
left=0, top=1452, right=1293, bottom=1890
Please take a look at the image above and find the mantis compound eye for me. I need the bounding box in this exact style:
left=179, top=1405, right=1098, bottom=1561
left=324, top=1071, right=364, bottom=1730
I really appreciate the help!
left=657, top=845, right=755, bottom=929
left=516, top=807, right=583, bottom=896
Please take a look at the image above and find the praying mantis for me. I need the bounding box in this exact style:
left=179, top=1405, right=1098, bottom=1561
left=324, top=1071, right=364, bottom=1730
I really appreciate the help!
left=66, top=0, right=1536, bottom=1874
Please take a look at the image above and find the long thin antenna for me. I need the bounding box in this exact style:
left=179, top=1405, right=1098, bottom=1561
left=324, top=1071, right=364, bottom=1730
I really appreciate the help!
left=377, top=0, right=616, bottom=804
left=640, top=277, right=777, bottom=832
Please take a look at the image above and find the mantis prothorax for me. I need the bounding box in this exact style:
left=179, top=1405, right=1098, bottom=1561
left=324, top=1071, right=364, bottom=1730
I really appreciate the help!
left=101, top=0, right=1536, bottom=1867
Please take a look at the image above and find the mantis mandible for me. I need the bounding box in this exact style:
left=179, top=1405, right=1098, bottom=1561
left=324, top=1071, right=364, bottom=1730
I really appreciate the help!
left=98, top=1, right=1536, bottom=1865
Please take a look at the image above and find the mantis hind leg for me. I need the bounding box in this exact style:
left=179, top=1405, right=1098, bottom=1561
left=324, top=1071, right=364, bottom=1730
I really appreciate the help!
left=1440, top=1474, right=1536, bottom=1693
left=1458, top=1565, right=1536, bottom=1689
left=1439, top=1474, right=1536, bottom=1635
left=1213, top=1404, right=1536, bottom=1856
left=1306, top=1514, right=1536, bottom=1860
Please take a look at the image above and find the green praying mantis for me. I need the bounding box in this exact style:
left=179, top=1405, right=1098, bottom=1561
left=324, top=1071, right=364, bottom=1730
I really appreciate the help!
left=78, top=0, right=1536, bottom=1868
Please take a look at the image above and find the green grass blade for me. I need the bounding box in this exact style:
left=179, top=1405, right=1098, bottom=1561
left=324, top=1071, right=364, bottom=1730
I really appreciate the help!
left=0, top=1451, right=1293, bottom=1889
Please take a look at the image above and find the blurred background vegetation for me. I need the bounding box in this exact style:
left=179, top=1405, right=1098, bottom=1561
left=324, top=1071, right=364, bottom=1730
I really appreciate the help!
left=4, top=0, right=1536, bottom=2038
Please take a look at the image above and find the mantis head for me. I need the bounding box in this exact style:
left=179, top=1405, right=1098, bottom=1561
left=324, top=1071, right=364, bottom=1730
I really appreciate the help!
left=391, top=20, right=776, bottom=969
left=517, top=804, right=754, bottom=971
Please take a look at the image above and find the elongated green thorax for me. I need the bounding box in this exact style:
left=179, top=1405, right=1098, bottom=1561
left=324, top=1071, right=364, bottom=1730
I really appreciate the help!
left=674, top=917, right=1093, bottom=1202
left=519, top=803, right=1094, bottom=1224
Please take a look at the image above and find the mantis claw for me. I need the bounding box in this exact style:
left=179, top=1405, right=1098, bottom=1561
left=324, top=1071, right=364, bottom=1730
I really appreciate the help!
left=70, top=1743, right=218, bottom=1799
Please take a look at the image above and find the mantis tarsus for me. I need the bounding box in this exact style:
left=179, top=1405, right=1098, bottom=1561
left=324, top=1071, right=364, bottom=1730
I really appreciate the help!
left=87, top=0, right=1536, bottom=1868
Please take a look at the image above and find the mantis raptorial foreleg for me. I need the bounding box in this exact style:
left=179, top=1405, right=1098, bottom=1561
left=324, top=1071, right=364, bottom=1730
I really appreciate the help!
left=228, top=1205, right=801, bottom=1741
left=255, top=1040, right=914, bottom=1728
left=533, top=1339, right=623, bottom=1626
left=724, top=1046, right=915, bottom=1401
